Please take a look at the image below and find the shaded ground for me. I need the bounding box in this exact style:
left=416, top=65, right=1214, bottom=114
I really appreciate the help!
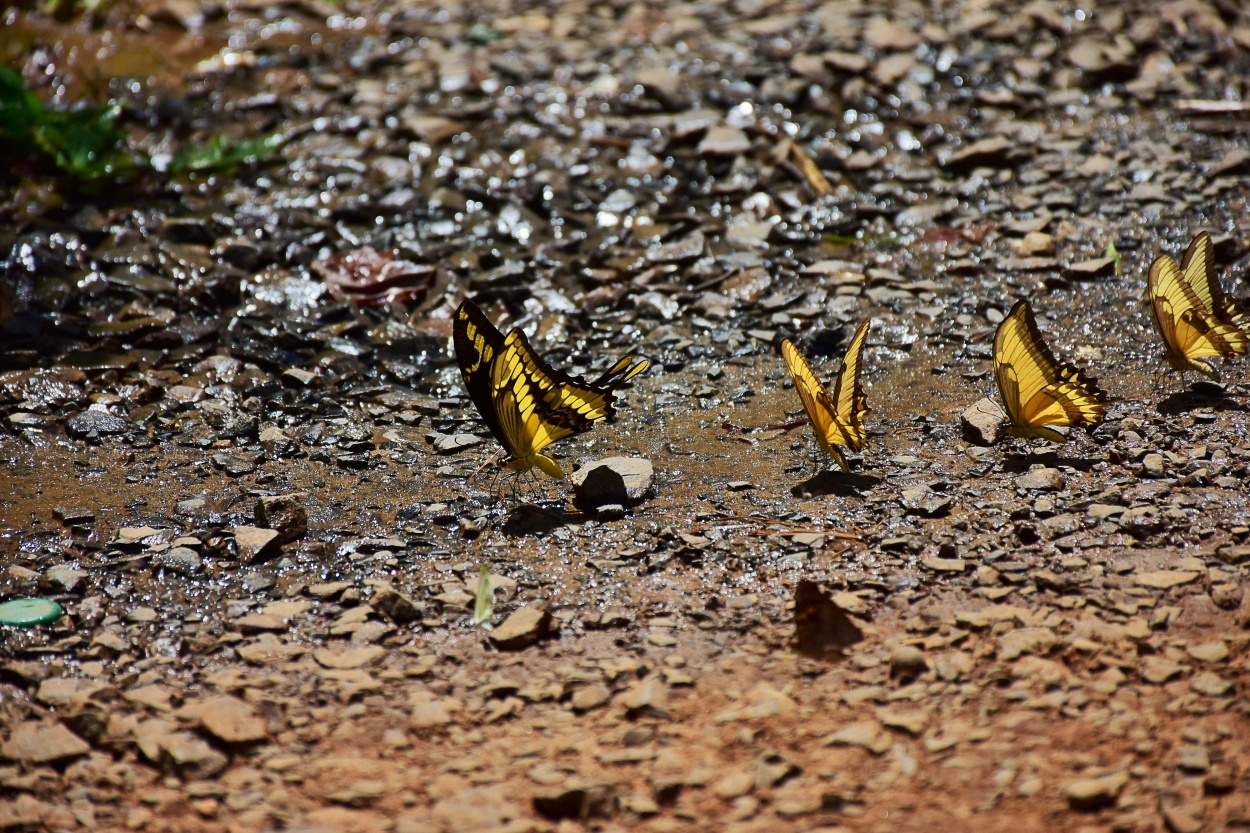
left=2, top=1, right=1250, bottom=831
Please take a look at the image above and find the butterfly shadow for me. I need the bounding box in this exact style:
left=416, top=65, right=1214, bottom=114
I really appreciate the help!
left=999, top=450, right=1102, bottom=473
left=499, top=502, right=593, bottom=537
left=1156, top=382, right=1246, bottom=416
left=791, top=471, right=882, bottom=498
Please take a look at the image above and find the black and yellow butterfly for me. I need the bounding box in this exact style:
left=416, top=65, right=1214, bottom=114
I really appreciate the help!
left=1147, top=231, right=1248, bottom=380
left=452, top=299, right=648, bottom=481
left=780, top=319, right=872, bottom=472
left=993, top=300, right=1107, bottom=442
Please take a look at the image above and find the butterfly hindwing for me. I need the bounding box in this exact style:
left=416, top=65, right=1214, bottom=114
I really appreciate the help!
left=780, top=319, right=872, bottom=472
left=993, top=300, right=1107, bottom=442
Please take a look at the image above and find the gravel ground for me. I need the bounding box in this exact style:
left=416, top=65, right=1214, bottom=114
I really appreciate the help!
left=2, top=1, right=1250, bottom=831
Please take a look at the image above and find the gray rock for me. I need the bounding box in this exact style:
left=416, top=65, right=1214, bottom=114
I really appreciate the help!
left=434, top=433, right=483, bottom=453
left=152, top=547, right=203, bottom=575
left=572, top=457, right=654, bottom=508
left=258, top=424, right=296, bottom=458
left=66, top=408, right=128, bottom=440
left=254, top=494, right=307, bottom=545
left=961, top=398, right=1005, bottom=446
left=41, top=565, right=88, bottom=594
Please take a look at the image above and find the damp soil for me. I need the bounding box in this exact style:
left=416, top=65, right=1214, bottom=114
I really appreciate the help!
left=2, top=1, right=1250, bottom=832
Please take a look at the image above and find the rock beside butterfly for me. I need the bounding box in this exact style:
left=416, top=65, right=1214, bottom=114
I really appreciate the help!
left=961, top=397, right=1005, bottom=446
left=571, top=457, right=654, bottom=509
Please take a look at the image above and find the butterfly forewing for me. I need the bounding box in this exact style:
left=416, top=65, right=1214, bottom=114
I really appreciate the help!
left=829, top=319, right=872, bottom=452
left=1177, top=232, right=1249, bottom=328
left=454, top=300, right=512, bottom=451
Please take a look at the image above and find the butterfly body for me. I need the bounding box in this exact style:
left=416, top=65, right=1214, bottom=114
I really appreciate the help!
left=993, top=300, right=1107, bottom=442
left=453, top=300, right=647, bottom=482
left=1146, top=232, right=1248, bottom=382
left=780, top=319, right=872, bottom=472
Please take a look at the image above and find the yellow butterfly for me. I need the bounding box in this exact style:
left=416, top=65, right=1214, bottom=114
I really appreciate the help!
left=1147, top=232, right=1248, bottom=380
left=453, top=300, right=648, bottom=481
left=780, top=319, right=872, bottom=472
left=993, top=300, right=1107, bottom=442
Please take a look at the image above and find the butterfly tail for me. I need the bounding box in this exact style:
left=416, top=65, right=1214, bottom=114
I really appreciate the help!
left=592, top=356, right=649, bottom=389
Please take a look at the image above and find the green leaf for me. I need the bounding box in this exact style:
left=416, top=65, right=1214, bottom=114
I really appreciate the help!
left=473, top=563, right=494, bottom=627
left=1104, top=240, right=1121, bottom=275
left=170, top=132, right=284, bottom=174
left=0, top=66, right=45, bottom=149
left=32, top=104, right=133, bottom=179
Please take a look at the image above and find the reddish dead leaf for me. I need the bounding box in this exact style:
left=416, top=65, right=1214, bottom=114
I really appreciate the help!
left=312, top=247, right=437, bottom=307
left=918, top=222, right=993, bottom=245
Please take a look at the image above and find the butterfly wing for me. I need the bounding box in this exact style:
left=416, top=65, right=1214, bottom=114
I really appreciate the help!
left=993, top=300, right=1107, bottom=441
left=827, top=318, right=872, bottom=453
left=502, top=329, right=647, bottom=448
left=1148, top=254, right=1247, bottom=377
left=1180, top=231, right=1250, bottom=328
left=780, top=338, right=848, bottom=471
left=453, top=300, right=513, bottom=453
left=456, top=299, right=648, bottom=480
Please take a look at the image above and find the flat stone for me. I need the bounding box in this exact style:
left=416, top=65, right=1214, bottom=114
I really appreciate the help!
left=160, top=731, right=229, bottom=778
left=1066, top=770, right=1128, bottom=810
left=1186, top=641, right=1229, bottom=663
left=1016, top=467, right=1065, bottom=491
left=1, top=721, right=90, bottom=763
left=875, top=708, right=928, bottom=736
left=1141, top=657, right=1186, bottom=684
left=1135, top=570, right=1200, bottom=589
left=823, top=721, right=890, bottom=755
left=314, top=645, right=387, bottom=669
left=618, top=676, right=670, bottom=719
left=921, top=556, right=966, bottom=572
left=998, top=627, right=1058, bottom=660
left=192, top=696, right=269, bottom=744
left=490, top=607, right=553, bottom=650
left=152, top=546, right=203, bottom=574
left=370, top=584, right=423, bottom=623
left=236, top=633, right=306, bottom=665
left=571, top=457, right=654, bottom=507
left=1162, top=805, right=1204, bottom=833
left=41, top=565, right=88, bottom=594
left=698, top=125, right=751, bottom=156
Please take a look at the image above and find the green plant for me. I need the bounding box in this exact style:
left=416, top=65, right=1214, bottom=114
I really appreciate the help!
left=169, top=132, right=285, bottom=174
left=1, top=66, right=284, bottom=182
left=0, top=66, right=133, bottom=179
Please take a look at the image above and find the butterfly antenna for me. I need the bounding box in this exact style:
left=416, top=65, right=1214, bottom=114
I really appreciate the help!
left=469, top=450, right=505, bottom=484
